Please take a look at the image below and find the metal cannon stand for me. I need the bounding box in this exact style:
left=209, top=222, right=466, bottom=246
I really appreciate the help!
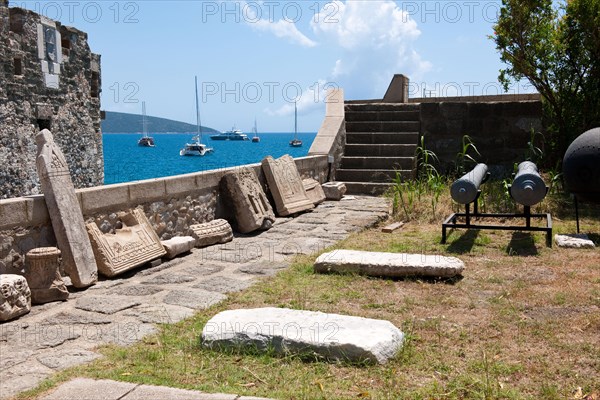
left=441, top=191, right=553, bottom=247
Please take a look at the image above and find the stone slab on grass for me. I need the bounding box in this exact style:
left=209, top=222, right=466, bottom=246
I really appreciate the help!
left=202, top=307, right=404, bottom=364
left=555, top=234, right=596, bottom=248
left=314, top=250, right=464, bottom=278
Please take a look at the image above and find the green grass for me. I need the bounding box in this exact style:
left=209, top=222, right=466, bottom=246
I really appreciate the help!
left=15, top=204, right=600, bottom=400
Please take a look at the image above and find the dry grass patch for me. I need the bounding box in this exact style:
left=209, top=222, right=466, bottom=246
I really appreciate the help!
left=17, top=203, right=600, bottom=400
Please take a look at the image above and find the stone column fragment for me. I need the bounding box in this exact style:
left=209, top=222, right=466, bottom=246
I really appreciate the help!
left=189, top=219, right=233, bottom=248
left=25, top=247, right=69, bottom=304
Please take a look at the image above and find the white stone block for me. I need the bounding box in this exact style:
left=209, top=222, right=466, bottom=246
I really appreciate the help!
left=202, top=307, right=404, bottom=364
left=161, top=236, right=196, bottom=259
left=44, top=73, right=59, bottom=89
left=55, top=30, right=63, bottom=64
left=37, top=24, right=45, bottom=59
left=555, top=234, right=595, bottom=249
left=314, top=250, right=464, bottom=278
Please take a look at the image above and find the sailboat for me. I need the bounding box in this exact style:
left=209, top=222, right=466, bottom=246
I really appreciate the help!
left=180, top=77, right=214, bottom=156
left=289, top=101, right=302, bottom=147
left=137, top=101, right=155, bottom=147
left=251, top=118, right=260, bottom=143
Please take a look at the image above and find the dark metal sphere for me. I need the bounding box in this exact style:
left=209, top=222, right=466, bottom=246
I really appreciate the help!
left=562, top=127, right=600, bottom=203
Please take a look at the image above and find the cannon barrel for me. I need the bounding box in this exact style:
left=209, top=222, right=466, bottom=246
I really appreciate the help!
left=510, top=161, right=547, bottom=206
left=450, top=163, right=489, bottom=204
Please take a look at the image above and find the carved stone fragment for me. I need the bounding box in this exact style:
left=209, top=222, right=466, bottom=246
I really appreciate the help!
left=0, top=274, right=31, bottom=321
left=302, top=178, right=326, bottom=206
left=35, top=129, right=97, bottom=288
left=25, top=247, right=69, bottom=304
left=220, top=168, right=276, bottom=234
left=322, top=182, right=347, bottom=201
left=188, top=219, right=233, bottom=248
left=261, top=155, right=314, bottom=216
left=86, top=209, right=166, bottom=277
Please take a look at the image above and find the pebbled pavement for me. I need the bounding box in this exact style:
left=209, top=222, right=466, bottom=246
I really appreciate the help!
left=0, top=196, right=390, bottom=400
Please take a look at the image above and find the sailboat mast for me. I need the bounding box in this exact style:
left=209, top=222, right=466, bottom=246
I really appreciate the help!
left=195, top=76, right=202, bottom=139
left=142, top=101, right=147, bottom=137
left=294, top=101, right=297, bottom=138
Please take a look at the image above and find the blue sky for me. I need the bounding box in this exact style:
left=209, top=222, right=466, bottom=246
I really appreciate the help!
left=15, top=1, right=535, bottom=132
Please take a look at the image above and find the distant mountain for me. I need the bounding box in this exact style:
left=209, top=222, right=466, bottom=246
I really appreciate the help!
left=101, top=111, right=219, bottom=134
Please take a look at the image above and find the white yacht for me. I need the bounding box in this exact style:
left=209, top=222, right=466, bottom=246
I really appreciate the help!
left=180, top=135, right=213, bottom=156
left=180, top=76, right=213, bottom=156
left=210, top=126, right=249, bottom=141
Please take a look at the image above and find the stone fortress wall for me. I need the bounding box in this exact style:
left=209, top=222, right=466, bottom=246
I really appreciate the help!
left=345, top=74, right=544, bottom=175
left=0, top=155, right=329, bottom=275
left=0, top=0, right=103, bottom=199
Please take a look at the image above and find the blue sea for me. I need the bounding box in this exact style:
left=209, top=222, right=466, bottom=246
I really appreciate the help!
left=103, top=132, right=316, bottom=184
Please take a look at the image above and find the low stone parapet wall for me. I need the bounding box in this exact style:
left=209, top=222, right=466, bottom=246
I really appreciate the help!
left=0, top=155, right=329, bottom=274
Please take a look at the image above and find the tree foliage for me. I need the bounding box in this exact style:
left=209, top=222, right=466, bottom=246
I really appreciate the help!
left=493, top=0, right=600, bottom=165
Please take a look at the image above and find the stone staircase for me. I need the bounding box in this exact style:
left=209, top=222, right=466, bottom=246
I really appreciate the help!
left=337, top=103, right=420, bottom=194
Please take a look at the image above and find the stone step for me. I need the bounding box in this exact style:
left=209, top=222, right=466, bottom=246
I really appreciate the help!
left=340, top=156, right=415, bottom=170
left=342, top=182, right=395, bottom=195
left=345, top=103, right=421, bottom=112
left=346, top=132, right=419, bottom=145
left=346, top=121, right=420, bottom=133
left=336, top=169, right=411, bottom=183
left=344, top=144, right=417, bottom=157
left=345, top=110, right=420, bottom=122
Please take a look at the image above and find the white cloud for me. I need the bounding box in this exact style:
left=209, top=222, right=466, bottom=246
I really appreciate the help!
left=311, top=0, right=431, bottom=98
left=264, top=79, right=329, bottom=117
left=241, top=0, right=316, bottom=47
left=252, top=19, right=317, bottom=48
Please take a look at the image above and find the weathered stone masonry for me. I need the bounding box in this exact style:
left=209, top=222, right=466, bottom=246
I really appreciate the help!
left=0, top=0, right=103, bottom=199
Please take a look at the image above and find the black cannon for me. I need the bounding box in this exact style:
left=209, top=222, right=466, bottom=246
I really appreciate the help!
left=442, top=162, right=552, bottom=247
left=510, top=161, right=548, bottom=206
left=451, top=163, right=489, bottom=205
